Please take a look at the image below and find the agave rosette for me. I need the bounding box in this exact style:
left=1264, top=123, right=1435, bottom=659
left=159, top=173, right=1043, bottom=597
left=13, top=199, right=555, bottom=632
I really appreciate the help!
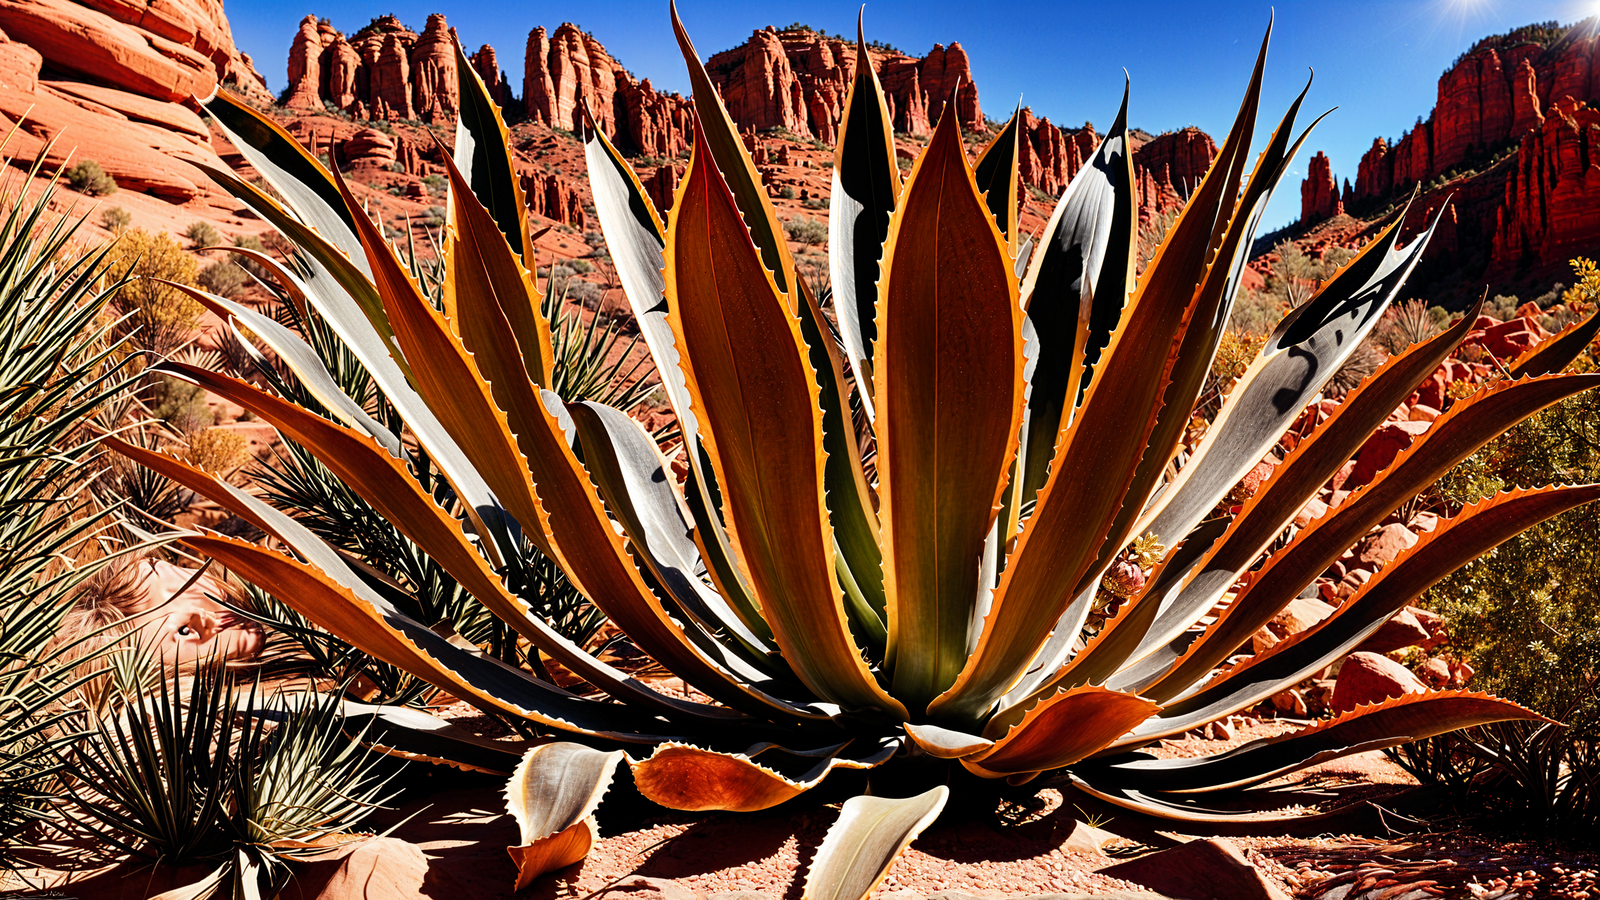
left=109, top=8, right=1600, bottom=895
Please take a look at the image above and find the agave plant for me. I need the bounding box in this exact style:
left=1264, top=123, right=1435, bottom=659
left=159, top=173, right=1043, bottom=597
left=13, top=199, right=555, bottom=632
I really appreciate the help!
left=107, top=9, right=1600, bottom=897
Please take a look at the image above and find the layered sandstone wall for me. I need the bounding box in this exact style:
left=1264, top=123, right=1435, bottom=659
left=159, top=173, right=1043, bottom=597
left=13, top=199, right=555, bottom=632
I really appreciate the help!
left=0, top=0, right=269, bottom=200
left=283, top=13, right=461, bottom=123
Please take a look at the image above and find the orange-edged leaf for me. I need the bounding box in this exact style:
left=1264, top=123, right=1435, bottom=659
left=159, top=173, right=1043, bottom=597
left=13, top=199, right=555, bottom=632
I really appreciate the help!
left=452, top=40, right=537, bottom=267
left=1135, top=370, right=1600, bottom=702
left=903, top=723, right=992, bottom=759
left=1126, top=484, right=1600, bottom=744
left=437, top=138, right=553, bottom=389
left=667, top=115, right=903, bottom=718
left=1509, top=305, right=1600, bottom=377
left=931, top=27, right=1274, bottom=725
left=960, top=686, right=1158, bottom=778
left=671, top=0, right=798, bottom=306
left=875, top=102, right=1024, bottom=712
left=329, top=166, right=553, bottom=557
left=802, top=787, right=948, bottom=900
left=972, top=102, right=1021, bottom=256
left=1086, top=289, right=1483, bottom=697
left=578, top=106, right=767, bottom=642
left=151, top=365, right=744, bottom=725
left=103, top=438, right=695, bottom=741
left=1083, top=691, right=1547, bottom=794
left=505, top=743, right=623, bottom=889
left=334, top=701, right=531, bottom=775
left=630, top=741, right=894, bottom=812
left=829, top=10, right=901, bottom=417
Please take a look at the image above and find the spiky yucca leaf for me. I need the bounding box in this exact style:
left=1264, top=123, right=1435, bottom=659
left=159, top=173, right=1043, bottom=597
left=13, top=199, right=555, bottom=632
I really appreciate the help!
left=107, top=13, right=1600, bottom=899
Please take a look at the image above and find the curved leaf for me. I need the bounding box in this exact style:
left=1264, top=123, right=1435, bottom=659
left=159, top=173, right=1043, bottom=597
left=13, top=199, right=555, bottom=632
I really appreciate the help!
left=1016, top=83, right=1135, bottom=512
left=671, top=0, right=798, bottom=304
left=875, top=100, right=1024, bottom=712
left=452, top=40, right=534, bottom=265
left=802, top=787, right=948, bottom=900
left=972, top=102, right=1021, bottom=255
left=631, top=741, right=893, bottom=813
left=1128, top=484, right=1600, bottom=743
left=829, top=11, right=901, bottom=418
left=505, top=742, right=624, bottom=889
left=903, top=723, right=992, bottom=759
left=668, top=119, right=903, bottom=718
left=1084, top=691, right=1546, bottom=794
left=1509, top=305, right=1600, bottom=378
left=334, top=700, right=530, bottom=774
left=963, top=685, right=1158, bottom=777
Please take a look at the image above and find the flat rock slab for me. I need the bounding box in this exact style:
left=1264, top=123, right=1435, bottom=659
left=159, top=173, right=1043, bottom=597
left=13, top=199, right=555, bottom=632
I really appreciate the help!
left=1098, top=839, right=1290, bottom=900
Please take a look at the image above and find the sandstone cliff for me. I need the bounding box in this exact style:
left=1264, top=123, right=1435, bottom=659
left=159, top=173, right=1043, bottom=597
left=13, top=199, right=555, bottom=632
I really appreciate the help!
left=1298, top=20, right=1600, bottom=284
left=0, top=0, right=268, bottom=200
left=283, top=13, right=461, bottom=123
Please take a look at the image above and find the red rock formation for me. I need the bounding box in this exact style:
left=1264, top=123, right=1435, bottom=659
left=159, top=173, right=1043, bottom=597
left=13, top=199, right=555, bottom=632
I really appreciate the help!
left=1489, top=96, right=1600, bottom=279
left=284, top=15, right=324, bottom=109
left=0, top=0, right=267, bottom=201
left=1301, top=151, right=1338, bottom=223
left=641, top=163, right=683, bottom=220
left=408, top=14, right=458, bottom=123
left=1133, top=127, right=1215, bottom=196
left=469, top=44, right=507, bottom=105
left=704, top=27, right=983, bottom=144
left=523, top=22, right=691, bottom=157
left=522, top=169, right=586, bottom=228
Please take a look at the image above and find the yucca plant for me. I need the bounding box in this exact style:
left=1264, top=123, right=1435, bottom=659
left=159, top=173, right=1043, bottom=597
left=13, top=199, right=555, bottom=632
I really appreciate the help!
left=0, top=142, right=148, bottom=870
left=106, top=10, right=1600, bottom=897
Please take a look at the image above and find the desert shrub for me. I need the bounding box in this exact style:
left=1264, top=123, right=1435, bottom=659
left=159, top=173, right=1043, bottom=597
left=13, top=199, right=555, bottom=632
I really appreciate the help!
left=778, top=185, right=797, bottom=199
left=65, top=159, right=117, bottom=196
left=1369, top=298, right=1452, bottom=356
left=99, top=207, right=132, bottom=234
left=150, top=374, right=215, bottom=433
left=1228, top=288, right=1284, bottom=335
left=803, top=196, right=830, bottom=209
left=569, top=258, right=594, bottom=274
left=423, top=205, right=446, bottom=225
left=196, top=259, right=250, bottom=298
left=184, top=427, right=249, bottom=474
left=784, top=216, right=827, bottom=245
left=103, top=229, right=202, bottom=360
left=421, top=173, right=447, bottom=194
left=184, top=221, right=222, bottom=249
left=229, top=234, right=274, bottom=283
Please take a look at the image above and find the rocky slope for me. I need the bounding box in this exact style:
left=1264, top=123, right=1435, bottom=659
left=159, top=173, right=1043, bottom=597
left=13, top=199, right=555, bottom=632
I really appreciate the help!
left=1295, top=19, right=1600, bottom=300
left=0, top=0, right=269, bottom=200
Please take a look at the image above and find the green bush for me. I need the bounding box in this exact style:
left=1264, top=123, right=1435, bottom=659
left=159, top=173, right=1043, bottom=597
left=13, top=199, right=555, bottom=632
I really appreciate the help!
left=778, top=185, right=797, bottom=199
left=421, top=174, right=447, bottom=195
left=65, top=159, right=117, bottom=196
left=100, top=207, right=131, bottom=234
left=784, top=216, right=827, bottom=245
left=196, top=259, right=250, bottom=298
left=184, top=221, right=222, bottom=249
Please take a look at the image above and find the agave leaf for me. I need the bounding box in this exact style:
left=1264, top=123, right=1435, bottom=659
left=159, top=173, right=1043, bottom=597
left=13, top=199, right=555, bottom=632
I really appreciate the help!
left=334, top=700, right=531, bottom=774
left=802, top=787, right=948, bottom=900
left=934, top=27, right=1272, bottom=725
left=160, top=280, right=400, bottom=455
left=972, top=102, right=1021, bottom=256
left=578, top=104, right=765, bottom=640
left=1127, top=484, right=1600, bottom=742
left=505, top=742, right=624, bottom=889
left=1509, top=305, right=1600, bottom=377
left=452, top=40, right=535, bottom=265
left=1097, top=297, right=1479, bottom=698
left=875, top=101, right=1024, bottom=712
left=105, top=438, right=693, bottom=741
left=671, top=0, right=799, bottom=305
left=437, top=135, right=553, bottom=389
left=961, top=686, right=1158, bottom=778
left=903, top=723, right=993, bottom=759
left=151, top=364, right=748, bottom=723
left=566, top=399, right=786, bottom=674
left=797, top=280, right=884, bottom=647
left=668, top=117, right=904, bottom=718
left=631, top=741, right=895, bottom=812
left=1084, top=224, right=1466, bottom=694
left=829, top=10, right=901, bottom=419
left=1086, top=691, right=1547, bottom=794
left=1015, top=82, right=1136, bottom=512
left=1133, top=370, right=1600, bottom=701
left=1131, top=198, right=1440, bottom=574
left=201, top=91, right=364, bottom=277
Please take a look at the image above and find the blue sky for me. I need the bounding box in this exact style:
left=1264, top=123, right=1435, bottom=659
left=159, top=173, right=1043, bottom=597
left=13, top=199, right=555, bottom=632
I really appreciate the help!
left=228, top=0, right=1597, bottom=230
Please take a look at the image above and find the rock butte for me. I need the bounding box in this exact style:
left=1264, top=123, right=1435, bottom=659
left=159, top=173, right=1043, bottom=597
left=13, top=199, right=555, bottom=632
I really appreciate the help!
left=0, top=0, right=269, bottom=200
left=1298, top=20, right=1600, bottom=285
left=283, top=15, right=1217, bottom=224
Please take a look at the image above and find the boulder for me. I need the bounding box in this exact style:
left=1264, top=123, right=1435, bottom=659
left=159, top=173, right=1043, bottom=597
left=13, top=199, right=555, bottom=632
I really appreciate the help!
left=1099, top=838, right=1290, bottom=900
left=1356, top=607, right=1433, bottom=654
left=1331, top=651, right=1427, bottom=713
